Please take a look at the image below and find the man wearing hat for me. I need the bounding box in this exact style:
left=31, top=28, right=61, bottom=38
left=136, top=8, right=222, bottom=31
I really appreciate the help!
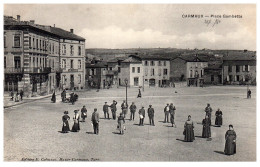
left=147, top=105, right=155, bottom=126
left=169, top=103, right=176, bottom=127
left=91, top=108, right=100, bottom=134
left=110, top=100, right=118, bottom=120
left=121, top=100, right=128, bottom=118
left=138, top=106, right=145, bottom=126
left=129, top=102, right=137, bottom=121
left=81, top=105, right=87, bottom=122
left=103, top=102, right=110, bottom=119
left=164, top=104, right=170, bottom=123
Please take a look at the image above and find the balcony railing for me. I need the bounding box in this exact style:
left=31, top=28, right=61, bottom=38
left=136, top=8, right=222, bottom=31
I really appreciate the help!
left=4, top=67, right=51, bottom=74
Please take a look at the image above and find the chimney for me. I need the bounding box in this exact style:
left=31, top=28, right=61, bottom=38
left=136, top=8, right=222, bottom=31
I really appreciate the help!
left=17, top=15, right=20, bottom=21
left=70, top=29, right=74, bottom=33
left=29, top=20, right=35, bottom=24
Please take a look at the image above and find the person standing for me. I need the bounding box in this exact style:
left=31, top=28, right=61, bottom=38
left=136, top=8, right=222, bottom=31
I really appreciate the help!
left=139, top=106, right=145, bottom=126
left=15, top=92, right=19, bottom=102
left=110, top=100, right=118, bottom=120
left=137, top=88, right=142, bottom=98
left=70, top=92, right=75, bottom=105
left=183, top=115, right=195, bottom=142
left=103, top=102, right=110, bottom=119
left=121, top=100, right=128, bottom=118
left=20, top=90, right=24, bottom=101
left=202, top=115, right=211, bottom=138
left=51, top=91, right=56, bottom=103
left=247, top=89, right=251, bottom=99
left=81, top=105, right=87, bottom=122
left=129, top=102, right=137, bottom=121
left=62, top=111, right=70, bottom=133
left=164, top=104, right=170, bottom=123
left=10, top=91, right=14, bottom=101
left=224, top=125, right=237, bottom=155
left=61, top=89, right=66, bottom=102
left=215, top=108, right=223, bottom=127
left=147, top=105, right=155, bottom=126
left=71, top=110, right=80, bottom=132
left=117, top=113, right=125, bottom=135
left=205, top=103, right=212, bottom=125
left=169, top=103, right=176, bottom=127
left=91, top=108, right=100, bottom=135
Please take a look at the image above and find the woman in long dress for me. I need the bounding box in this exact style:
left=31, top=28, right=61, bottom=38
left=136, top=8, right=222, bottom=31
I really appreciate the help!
left=215, top=108, right=223, bottom=127
left=117, top=113, right=125, bottom=134
left=224, top=125, right=237, bottom=155
left=183, top=115, right=195, bottom=142
left=202, top=115, right=211, bottom=138
left=71, top=110, right=80, bottom=132
left=51, top=91, right=56, bottom=103
left=62, top=111, right=70, bottom=133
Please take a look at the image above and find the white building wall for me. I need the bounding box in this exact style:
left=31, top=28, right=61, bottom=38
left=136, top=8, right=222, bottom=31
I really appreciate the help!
left=129, top=63, right=143, bottom=87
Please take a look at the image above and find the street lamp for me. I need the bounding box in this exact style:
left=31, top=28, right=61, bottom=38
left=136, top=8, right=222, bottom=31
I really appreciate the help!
left=124, top=78, right=128, bottom=105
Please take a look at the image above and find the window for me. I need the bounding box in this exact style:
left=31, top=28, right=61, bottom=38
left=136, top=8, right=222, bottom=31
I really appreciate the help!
left=132, top=67, right=135, bottom=73
left=158, top=69, right=161, bottom=76
left=90, top=69, right=96, bottom=75
left=145, top=68, right=148, bottom=76
left=52, top=43, right=54, bottom=54
left=244, top=65, right=250, bottom=72
left=13, top=35, right=21, bottom=47
left=164, top=61, right=166, bottom=66
left=201, top=70, right=203, bottom=77
left=151, top=61, right=154, bottom=66
left=78, top=74, right=81, bottom=84
left=70, top=60, right=74, bottom=69
left=78, top=60, right=82, bottom=69
left=14, top=56, right=21, bottom=68
left=151, top=68, right=155, bottom=76
left=33, top=38, right=35, bottom=49
left=137, top=67, right=140, bottom=73
left=118, top=67, right=121, bottom=73
left=144, top=61, right=148, bottom=66
left=4, top=57, right=6, bottom=68
left=134, top=77, right=139, bottom=86
left=29, top=37, right=32, bottom=48
left=62, top=44, right=66, bottom=54
left=229, top=75, right=233, bottom=81
left=211, top=75, right=214, bottom=82
left=163, top=69, right=168, bottom=75
left=52, top=59, right=55, bottom=68
left=40, top=40, right=42, bottom=50
left=36, top=39, right=39, bottom=49
left=190, top=70, right=193, bottom=78
left=55, top=46, right=58, bottom=54
left=236, top=75, right=240, bottom=81
left=70, top=45, right=74, bottom=55
left=195, top=71, right=198, bottom=77
left=228, top=65, right=232, bottom=72
left=158, top=61, right=161, bottom=66
left=236, top=65, right=240, bottom=72
left=62, top=59, right=66, bottom=68
left=78, top=46, right=81, bottom=56
left=109, top=67, right=112, bottom=71
left=62, top=75, right=66, bottom=84
left=4, top=33, right=6, bottom=48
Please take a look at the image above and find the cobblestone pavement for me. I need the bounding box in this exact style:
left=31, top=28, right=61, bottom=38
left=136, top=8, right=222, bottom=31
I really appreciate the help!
left=4, top=86, right=256, bottom=161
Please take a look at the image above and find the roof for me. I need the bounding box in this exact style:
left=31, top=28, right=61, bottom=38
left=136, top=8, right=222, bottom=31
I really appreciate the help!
left=174, top=53, right=215, bottom=62
left=122, top=55, right=142, bottom=63
left=223, top=51, right=256, bottom=61
left=107, top=57, right=128, bottom=63
left=137, top=54, right=171, bottom=60
left=204, top=62, right=222, bottom=70
left=4, top=15, right=85, bottom=41
left=85, top=62, right=107, bottom=68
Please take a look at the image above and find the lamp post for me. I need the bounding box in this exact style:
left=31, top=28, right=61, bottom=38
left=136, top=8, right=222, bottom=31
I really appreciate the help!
left=124, top=78, right=128, bottom=105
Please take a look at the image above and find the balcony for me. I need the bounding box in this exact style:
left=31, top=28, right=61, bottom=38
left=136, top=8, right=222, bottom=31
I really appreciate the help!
left=4, top=67, right=51, bottom=74
left=68, top=68, right=78, bottom=72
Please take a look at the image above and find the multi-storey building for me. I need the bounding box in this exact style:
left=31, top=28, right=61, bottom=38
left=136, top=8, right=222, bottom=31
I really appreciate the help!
left=222, top=51, right=256, bottom=85
left=141, top=55, right=170, bottom=87
left=4, top=15, right=85, bottom=96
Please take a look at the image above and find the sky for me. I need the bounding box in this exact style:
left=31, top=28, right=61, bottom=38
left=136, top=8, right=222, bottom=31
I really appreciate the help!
left=4, top=4, right=256, bottom=50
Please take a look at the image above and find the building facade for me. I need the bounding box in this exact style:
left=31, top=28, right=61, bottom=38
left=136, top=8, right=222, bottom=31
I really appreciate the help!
left=4, top=15, right=85, bottom=96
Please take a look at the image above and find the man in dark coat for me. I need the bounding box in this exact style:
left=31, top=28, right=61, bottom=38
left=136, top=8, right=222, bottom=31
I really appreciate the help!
left=139, top=106, right=145, bottom=126
left=61, top=89, right=66, bottom=102
left=129, top=102, right=137, bottom=121
left=81, top=105, right=87, bottom=122
left=248, top=89, right=251, bottom=99
left=205, top=103, right=212, bottom=125
left=137, top=88, right=142, bottom=98
left=70, top=92, right=75, bottom=105
left=121, top=100, right=128, bottom=118
left=91, top=108, right=100, bottom=135
left=164, top=104, right=170, bottom=123
left=51, top=91, right=56, bottom=103
left=147, top=105, right=155, bottom=126
left=20, top=90, right=24, bottom=101
left=103, top=102, right=109, bottom=119
left=110, top=100, right=118, bottom=120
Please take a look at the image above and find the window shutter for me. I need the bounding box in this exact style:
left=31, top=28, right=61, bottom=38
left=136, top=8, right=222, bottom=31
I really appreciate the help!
left=248, top=65, right=250, bottom=72
left=243, top=75, right=245, bottom=81
left=243, top=65, right=245, bottom=71
left=227, top=75, right=229, bottom=81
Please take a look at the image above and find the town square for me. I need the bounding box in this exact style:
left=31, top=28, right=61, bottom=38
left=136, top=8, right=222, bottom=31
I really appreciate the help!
left=2, top=3, right=257, bottom=162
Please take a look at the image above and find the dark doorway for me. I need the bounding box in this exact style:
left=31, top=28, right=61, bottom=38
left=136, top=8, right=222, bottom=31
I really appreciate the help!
left=70, top=74, right=74, bottom=89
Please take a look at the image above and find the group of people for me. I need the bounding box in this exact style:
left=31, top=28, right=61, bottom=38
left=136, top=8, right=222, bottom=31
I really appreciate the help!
left=51, top=89, right=78, bottom=104
left=183, top=103, right=236, bottom=156
left=10, top=90, right=24, bottom=102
